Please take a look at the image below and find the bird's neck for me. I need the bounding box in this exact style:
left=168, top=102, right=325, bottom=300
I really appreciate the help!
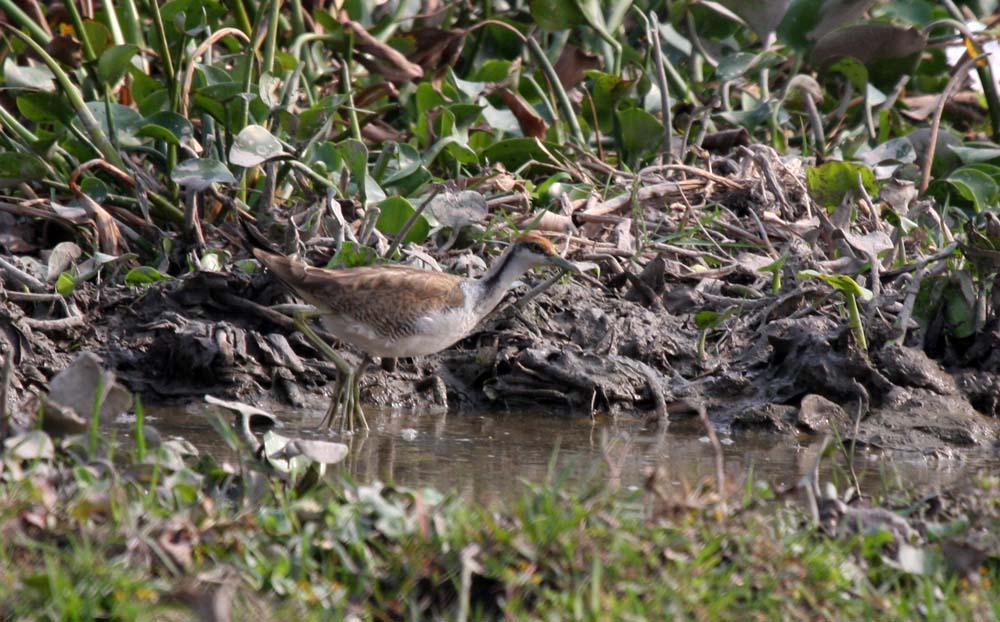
left=470, top=249, right=534, bottom=315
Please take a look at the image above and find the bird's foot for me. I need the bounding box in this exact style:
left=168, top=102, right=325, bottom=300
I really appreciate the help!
left=319, top=370, right=369, bottom=433
left=291, top=310, right=370, bottom=434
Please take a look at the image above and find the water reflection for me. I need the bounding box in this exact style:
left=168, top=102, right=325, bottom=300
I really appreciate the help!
left=116, top=403, right=989, bottom=504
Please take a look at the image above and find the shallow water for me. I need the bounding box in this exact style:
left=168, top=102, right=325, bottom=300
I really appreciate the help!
left=117, top=403, right=993, bottom=504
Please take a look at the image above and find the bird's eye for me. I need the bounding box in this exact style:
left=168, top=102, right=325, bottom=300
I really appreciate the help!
left=531, top=243, right=545, bottom=253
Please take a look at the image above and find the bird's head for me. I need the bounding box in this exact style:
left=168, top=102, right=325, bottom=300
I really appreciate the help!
left=509, top=232, right=578, bottom=272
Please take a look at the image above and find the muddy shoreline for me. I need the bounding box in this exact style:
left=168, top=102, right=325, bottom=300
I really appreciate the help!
left=4, top=253, right=997, bottom=454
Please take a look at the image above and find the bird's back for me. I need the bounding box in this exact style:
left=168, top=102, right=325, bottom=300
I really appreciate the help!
left=253, top=248, right=474, bottom=355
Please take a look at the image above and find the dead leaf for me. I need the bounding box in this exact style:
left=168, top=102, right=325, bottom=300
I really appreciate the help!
left=519, top=211, right=574, bottom=234
left=613, top=218, right=635, bottom=254
left=68, top=170, right=129, bottom=256
left=427, top=190, right=488, bottom=230
left=46, top=241, right=82, bottom=281
left=204, top=394, right=278, bottom=427
left=497, top=88, right=548, bottom=139
left=553, top=44, right=602, bottom=89
left=3, top=430, right=54, bottom=460
left=45, top=34, right=83, bottom=68
left=811, top=24, right=927, bottom=67
left=701, top=128, right=751, bottom=153
left=843, top=230, right=893, bottom=257
left=44, top=352, right=133, bottom=435
left=159, top=521, right=197, bottom=572
left=809, top=0, right=879, bottom=42
left=286, top=439, right=349, bottom=464
left=341, top=18, right=424, bottom=83
left=405, top=27, right=467, bottom=74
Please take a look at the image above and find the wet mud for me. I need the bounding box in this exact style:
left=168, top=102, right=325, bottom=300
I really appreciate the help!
left=3, top=254, right=998, bottom=454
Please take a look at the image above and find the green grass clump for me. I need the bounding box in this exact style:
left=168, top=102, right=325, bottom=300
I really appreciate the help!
left=1, top=432, right=998, bottom=621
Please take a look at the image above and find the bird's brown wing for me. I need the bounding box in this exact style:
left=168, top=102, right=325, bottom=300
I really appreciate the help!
left=254, top=249, right=465, bottom=334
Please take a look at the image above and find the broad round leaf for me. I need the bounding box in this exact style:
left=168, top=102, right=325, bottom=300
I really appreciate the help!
left=137, top=111, right=193, bottom=146
left=97, top=44, right=140, bottom=85
left=481, top=137, right=564, bottom=170
left=3, top=58, right=55, bottom=92
left=427, top=190, right=488, bottom=229
left=951, top=145, right=1000, bottom=164
left=716, top=52, right=757, bottom=81
left=230, top=124, right=284, bottom=167
left=806, top=161, right=877, bottom=210
left=860, top=137, right=916, bottom=167
left=946, top=168, right=997, bottom=213
left=16, top=92, right=75, bottom=124
left=172, top=158, right=237, bottom=191
left=617, top=107, right=665, bottom=163
left=375, top=196, right=430, bottom=244
left=0, top=152, right=48, bottom=186
left=529, top=0, right=584, bottom=30
left=77, top=101, right=144, bottom=148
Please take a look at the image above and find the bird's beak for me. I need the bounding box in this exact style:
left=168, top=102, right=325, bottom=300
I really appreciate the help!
left=548, top=254, right=579, bottom=273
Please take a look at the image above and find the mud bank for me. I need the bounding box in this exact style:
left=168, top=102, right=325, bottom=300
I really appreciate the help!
left=3, top=259, right=997, bottom=454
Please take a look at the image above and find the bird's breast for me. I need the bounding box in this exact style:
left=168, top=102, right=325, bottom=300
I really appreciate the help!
left=319, top=304, right=481, bottom=358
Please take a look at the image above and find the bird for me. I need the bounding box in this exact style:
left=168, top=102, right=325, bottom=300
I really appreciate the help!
left=243, top=223, right=578, bottom=433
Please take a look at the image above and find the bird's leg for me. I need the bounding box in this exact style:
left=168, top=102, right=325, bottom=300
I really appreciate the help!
left=342, top=354, right=371, bottom=433
left=291, top=311, right=369, bottom=433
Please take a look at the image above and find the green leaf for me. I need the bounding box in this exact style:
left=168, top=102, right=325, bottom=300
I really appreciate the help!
left=695, top=307, right=737, bottom=330
left=56, top=272, right=78, bottom=297
left=327, top=241, right=379, bottom=268
left=171, top=158, right=237, bottom=191
left=77, top=101, right=144, bottom=149
left=480, top=137, right=564, bottom=170
left=945, top=290, right=975, bottom=338
left=951, top=145, right=1000, bottom=164
left=229, top=124, right=284, bottom=167
left=2, top=58, right=55, bottom=91
left=574, top=0, right=614, bottom=43
left=16, top=92, right=75, bottom=124
left=196, top=82, right=246, bottom=101
left=716, top=53, right=757, bottom=81
left=340, top=140, right=385, bottom=206
left=415, top=83, right=447, bottom=147
left=375, top=197, right=430, bottom=244
left=82, top=19, right=112, bottom=54
left=797, top=270, right=873, bottom=301
left=776, top=0, right=824, bottom=50
left=806, top=161, right=877, bottom=210
left=198, top=249, right=230, bottom=272
left=529, top=0, right=584, bottom=30
left=882, top=208, right=919, bottom=234
left=860, top=137, right=916, bottom=167
left=617, top=107, right=664, bottom=164
left=97, top=44, right=140, bottom=85
left=0, top=152, right=48, bottom=186
left=828, top=57, right=868, bottom=92
left=124, top=266, right=172, bottom=286
left=137, top=111, right=193, bottom=145
left=583, top=71, right=631, bottom=134
left=946, top=167, right=998, bottom=213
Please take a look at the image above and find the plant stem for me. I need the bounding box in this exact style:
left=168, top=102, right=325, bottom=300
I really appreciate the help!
left=846, top=292, right=867, bottom=352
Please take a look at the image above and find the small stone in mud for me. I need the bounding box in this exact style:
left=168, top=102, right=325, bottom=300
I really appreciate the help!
left=732, top=403, right=797, bottom=433
left=862, top=387, right=1000, bottom=448
left=796, top=394, right=852, bottom=435
left=874, top=344, right=955, bottom=395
